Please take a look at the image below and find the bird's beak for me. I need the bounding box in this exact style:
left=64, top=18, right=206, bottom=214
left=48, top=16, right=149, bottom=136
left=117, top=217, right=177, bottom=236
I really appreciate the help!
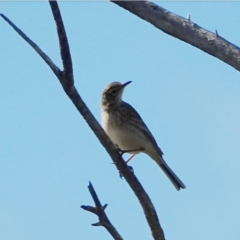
left=122, top=81, right=132, bottom=88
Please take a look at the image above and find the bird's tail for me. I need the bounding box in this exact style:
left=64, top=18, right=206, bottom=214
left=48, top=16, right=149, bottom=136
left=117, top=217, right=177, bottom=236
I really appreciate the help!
left=156, top=158, right=186, bottom=191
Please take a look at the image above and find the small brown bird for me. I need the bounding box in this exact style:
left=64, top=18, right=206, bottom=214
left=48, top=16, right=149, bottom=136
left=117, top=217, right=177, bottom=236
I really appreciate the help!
left=101, top=81, right=186, bottom=190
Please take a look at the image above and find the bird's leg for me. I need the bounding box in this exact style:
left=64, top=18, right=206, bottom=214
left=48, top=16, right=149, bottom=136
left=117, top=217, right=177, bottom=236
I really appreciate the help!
left=114, top=145, right=144, bottom=177
left=116, top=146, right=145, bottom=164
left=125, top=154, right=136, bottom=164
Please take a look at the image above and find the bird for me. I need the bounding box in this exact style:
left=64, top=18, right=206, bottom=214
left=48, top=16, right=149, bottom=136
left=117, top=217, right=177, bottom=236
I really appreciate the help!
left=101, top=81, right=186, bottom=190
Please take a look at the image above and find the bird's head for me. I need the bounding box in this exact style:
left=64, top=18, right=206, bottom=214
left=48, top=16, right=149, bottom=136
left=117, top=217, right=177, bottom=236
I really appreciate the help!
left=101, top=81, right=132, bottom=110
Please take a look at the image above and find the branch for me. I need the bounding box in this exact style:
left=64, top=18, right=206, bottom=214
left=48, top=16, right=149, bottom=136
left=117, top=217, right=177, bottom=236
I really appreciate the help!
left=49, top=1, right=73, bottom=85
left=1, top=2, right=165, bottom=239
left=49, top=2, right=165, bottom=239
left=111, top=1, right=240, bottom=72
left=0, top=13, right=62, bottom=80
left=81, top=182, right=123, bottom=240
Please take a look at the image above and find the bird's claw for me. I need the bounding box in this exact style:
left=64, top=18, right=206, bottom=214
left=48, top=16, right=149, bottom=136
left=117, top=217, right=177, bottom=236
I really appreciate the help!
left=119, top=165, right=134, bottom=179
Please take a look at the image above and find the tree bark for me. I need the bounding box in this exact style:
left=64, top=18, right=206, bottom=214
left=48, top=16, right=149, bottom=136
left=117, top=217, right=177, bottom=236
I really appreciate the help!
left=112, top=1, right=240, bottom=72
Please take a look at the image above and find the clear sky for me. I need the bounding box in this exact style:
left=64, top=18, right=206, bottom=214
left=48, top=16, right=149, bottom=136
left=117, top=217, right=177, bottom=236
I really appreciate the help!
left=1, top=2, right=240, bottom=240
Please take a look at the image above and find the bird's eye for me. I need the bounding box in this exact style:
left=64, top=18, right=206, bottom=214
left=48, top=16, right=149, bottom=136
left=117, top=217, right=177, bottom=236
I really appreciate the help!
left=111, top=89, right=117, bottom=94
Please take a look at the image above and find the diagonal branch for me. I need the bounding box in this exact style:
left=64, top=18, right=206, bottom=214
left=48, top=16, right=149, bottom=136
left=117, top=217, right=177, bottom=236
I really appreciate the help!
left=60, top=83, right=166, bottom=240
left=48, top=3, right=165, bottom=239
left=49, top=1, right=73, bottom=85
left=81, top=182, right=123, bottom=240
left=111, top=1, right=240, bottom=72
left=1, top=2, right=165, bottom=239
left=0, top=13, right=62, bottom=80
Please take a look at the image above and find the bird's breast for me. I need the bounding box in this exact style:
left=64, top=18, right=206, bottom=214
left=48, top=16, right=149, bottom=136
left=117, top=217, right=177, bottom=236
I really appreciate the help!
left=101, top=110, right=149, bottom=153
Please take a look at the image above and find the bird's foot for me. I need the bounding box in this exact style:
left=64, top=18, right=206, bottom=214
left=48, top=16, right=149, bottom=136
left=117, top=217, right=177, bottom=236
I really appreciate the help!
left=119, top=165, right=134, bottom=179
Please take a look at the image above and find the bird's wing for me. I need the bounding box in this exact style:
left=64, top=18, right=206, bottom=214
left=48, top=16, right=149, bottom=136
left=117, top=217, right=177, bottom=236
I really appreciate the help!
left=120, top=102, right=164, bottom=156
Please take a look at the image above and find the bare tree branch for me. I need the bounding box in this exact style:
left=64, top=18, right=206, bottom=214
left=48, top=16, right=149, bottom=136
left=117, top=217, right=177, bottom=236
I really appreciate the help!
left=48, top=1, right=165, bottom=238
left=0, top=13, right=62, bottom=80
left=1, top=1, right=165, bottom=239
left=49, top=1, right=73, bottom=85
left=111, top=1, right=240, bottom=72
left=81, top=182, right=123, bottom=240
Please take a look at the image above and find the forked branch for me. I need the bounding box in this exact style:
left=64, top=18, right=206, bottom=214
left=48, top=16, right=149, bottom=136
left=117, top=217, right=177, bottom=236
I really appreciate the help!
left=81, top=182, right=123, bottom=240
left=1, top=1, right=165, bottom=239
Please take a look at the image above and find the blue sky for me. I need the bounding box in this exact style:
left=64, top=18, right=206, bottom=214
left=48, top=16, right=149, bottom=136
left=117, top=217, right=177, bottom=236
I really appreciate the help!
left=1, top=2, right=240, bottom=240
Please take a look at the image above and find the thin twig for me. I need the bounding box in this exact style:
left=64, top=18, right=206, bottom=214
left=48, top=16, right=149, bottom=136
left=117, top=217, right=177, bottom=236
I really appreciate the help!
left=111, top=1, right=240, bottom=72
left=81, top=182, right=123, bottom=240
left=0, top=13, right=62, bottom=79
